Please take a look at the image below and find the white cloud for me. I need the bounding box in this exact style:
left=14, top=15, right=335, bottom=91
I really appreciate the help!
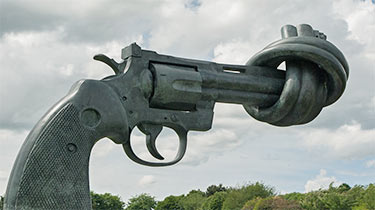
left=1, top=0, right=375, bottom=202
left=0, top=170, right=8, bottom=181
left=206, top=0, right=375, bottom=131
left=0, top=129, right=29, bottom=195
left=183, top=128, right=241, bottom=165
left=127, top=127, right=180, bottom=163
left=138, top=175, right=156, bottom=187
left=213, top=40, right=254, bottom=64
left=333, top=0, right=375, bottom=58
left=0, top=29, right=143, bottom=129
left=303, top=122, right=375, bottom=159
left=304, top=169, right=340, bottom=192
left=371, top=96, right=375, bottom=112
left=127, top=123, right=242, bottom=166
left=91, top=138, right=117, bottom=158
left=366, top=160, right=375, bottom=168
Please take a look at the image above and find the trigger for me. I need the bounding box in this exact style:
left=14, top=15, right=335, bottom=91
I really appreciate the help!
left=138, top=123, right=164, bottom=160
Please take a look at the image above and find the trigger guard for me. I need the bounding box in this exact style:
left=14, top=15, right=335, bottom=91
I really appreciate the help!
left=122, top=127, right=187, bottom=166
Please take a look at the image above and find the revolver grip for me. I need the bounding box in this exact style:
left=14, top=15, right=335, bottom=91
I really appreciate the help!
left=4, top=80, right=129, bottom=210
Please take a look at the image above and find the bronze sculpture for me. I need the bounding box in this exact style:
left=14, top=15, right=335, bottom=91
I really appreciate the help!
left=4, top=24, right=348, bottom=210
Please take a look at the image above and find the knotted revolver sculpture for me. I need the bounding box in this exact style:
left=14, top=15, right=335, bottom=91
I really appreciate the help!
left=5, top=24, right=349, bottom=209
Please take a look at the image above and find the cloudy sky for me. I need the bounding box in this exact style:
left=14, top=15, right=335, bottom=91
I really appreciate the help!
left=0, top=0, right=374, bottom=202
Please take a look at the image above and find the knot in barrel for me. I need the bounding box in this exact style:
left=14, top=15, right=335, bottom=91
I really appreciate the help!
left=243, top=24, right=349, bottom=126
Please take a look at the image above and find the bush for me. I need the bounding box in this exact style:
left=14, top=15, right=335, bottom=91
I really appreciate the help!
left=155, top=195, right=185, bottom=210
left=356, top=183, right=375, bottom=210
left=242, top=196, right=302, bottom=210
left=221, top=182, right=275, bottom=210
left=180, top=190, right=206, bottom=210
left=300, top=183, right=358, bottom=210
left=282, top=192, right=305, bottom=202
left=201, top=191, right=227, bottom=210
left=206, top=184, right=227, bottom=197
left=91, top=191, right=125, bottom=210
left=125, top=193, right=156, bottom=210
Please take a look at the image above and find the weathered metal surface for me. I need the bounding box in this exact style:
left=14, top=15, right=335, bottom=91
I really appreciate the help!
left=4, top=24, right=348, bottom=210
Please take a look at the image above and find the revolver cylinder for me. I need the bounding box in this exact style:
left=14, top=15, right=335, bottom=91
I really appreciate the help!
left=149, top=63, right=202, bottom=111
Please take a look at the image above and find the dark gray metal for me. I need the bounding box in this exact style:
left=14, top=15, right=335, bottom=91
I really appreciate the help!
left=4, top=24, right=348, bottom=210
left=244, top=24, right=348, bottom=126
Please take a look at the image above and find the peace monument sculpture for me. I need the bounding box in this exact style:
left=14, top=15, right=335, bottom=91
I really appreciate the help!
left=4, top=24, right=349, bottom=209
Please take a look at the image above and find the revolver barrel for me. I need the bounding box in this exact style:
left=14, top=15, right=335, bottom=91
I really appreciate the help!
left=149, top=62, right=285, bottom=111
left=201, top=66, right=284, bottom=106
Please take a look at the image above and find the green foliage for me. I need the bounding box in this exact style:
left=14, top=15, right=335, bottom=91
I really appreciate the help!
left=7, top=182, right=375, bottom=210
left=125, top=193, right=156, bottom=210
left=201, top=191, right=227, bottom=210
left=187, top=189, right=206, bottom=197
left=91, top=191, right=125, bottom=210
left=242, top=196, right=302, bottom=210
left=337, top=183, right=351, bottom=193
left=363, top=184, right=375, bottom=209
left=319, top=191, right=354, bottom=210
left=180, top=190, right=206, bottom=210
left=89, top=182, right=375, bottom=210
left=155, top=195, right=185, bottom=210
left=221, top=182, right=275, bottom=210
left=297, top=183, right=367, bottom=210
left=241, top=197, right=262, bottom=210
left=0, top=195, right=3, bottom=210
left=206, top=184, right=227, bottom=197
left=300, top=189, right=353, bottom=209
left=346, top=185, right=365, bottom=200
left=278, top=183, right=375, bottom=210
left=282, top=192, right=306, bottom=202
left=299, top=190, right=326, bottom=210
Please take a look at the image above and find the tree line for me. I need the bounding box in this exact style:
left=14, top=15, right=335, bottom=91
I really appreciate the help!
left=1, top=182, right=374, bottom=209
